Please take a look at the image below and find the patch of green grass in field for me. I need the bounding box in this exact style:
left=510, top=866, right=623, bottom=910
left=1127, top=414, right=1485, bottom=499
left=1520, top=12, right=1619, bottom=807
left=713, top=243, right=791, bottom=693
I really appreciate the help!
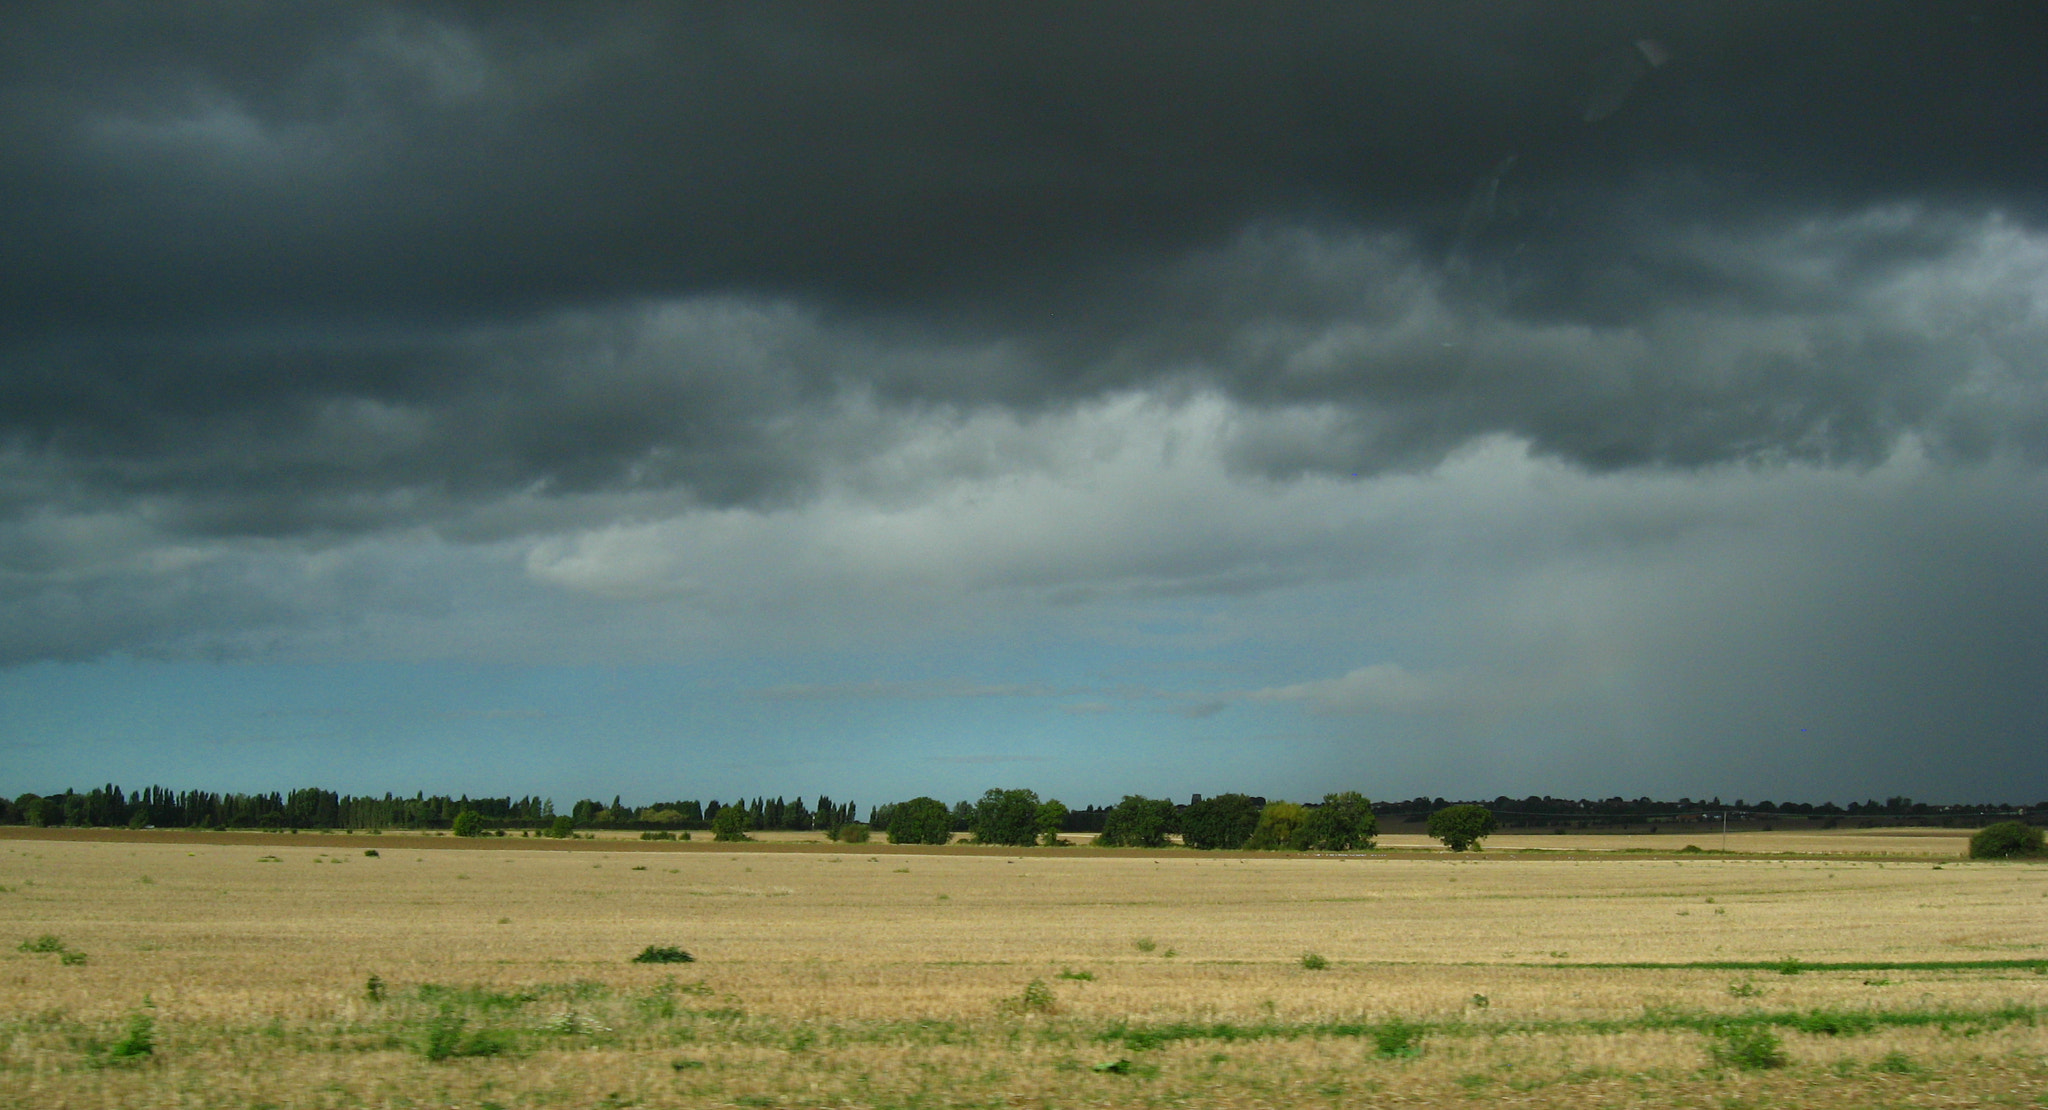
left=1530, top=957, right=2048, bottom=973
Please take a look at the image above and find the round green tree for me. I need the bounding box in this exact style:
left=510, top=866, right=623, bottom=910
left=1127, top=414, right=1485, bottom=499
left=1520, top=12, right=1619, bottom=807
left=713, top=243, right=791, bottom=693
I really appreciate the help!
left=451, top=809, right=483, bottom=837
left=1427, top=804, right=1496, bottom=852
left=886, top=796, right=954, bottom=845
left=1969, top=821, right=2045, bottom=859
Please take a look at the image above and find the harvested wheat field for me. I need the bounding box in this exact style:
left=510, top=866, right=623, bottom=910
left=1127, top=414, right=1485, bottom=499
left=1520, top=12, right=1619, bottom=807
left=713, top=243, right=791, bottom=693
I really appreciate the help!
left=2, top=830, right=2044, bottom=1109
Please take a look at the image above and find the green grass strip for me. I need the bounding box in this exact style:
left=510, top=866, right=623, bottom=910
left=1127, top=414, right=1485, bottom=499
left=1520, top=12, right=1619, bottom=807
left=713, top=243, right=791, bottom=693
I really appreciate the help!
left=1535, top=958, right=2047, bottom=973
left=1092, top=1003, right=2041, bottom=1053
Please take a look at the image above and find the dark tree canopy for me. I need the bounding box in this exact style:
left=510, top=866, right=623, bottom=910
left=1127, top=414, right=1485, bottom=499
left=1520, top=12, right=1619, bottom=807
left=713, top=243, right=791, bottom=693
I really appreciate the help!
left=886, top=796, right=954, bottom=845
left=1095, top=795, right=1177, bottom=848
left=1179, top=793, right=1264, bottom=850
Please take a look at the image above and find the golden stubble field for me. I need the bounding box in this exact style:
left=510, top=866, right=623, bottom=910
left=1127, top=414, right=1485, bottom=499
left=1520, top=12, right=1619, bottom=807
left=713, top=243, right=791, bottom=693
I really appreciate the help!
left=1, top=830, right=2044, bottom=1109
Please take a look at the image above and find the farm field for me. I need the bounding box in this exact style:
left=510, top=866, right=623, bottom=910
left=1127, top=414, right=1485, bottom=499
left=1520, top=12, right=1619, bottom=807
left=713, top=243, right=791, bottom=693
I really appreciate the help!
left=1, top=830, right=2044, bottom=1108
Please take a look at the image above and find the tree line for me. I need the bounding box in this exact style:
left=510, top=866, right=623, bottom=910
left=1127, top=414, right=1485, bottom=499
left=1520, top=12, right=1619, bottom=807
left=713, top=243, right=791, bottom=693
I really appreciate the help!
left=0, top=785, right=858, bottom=835
left=3, top=782, right=2040, bottom=837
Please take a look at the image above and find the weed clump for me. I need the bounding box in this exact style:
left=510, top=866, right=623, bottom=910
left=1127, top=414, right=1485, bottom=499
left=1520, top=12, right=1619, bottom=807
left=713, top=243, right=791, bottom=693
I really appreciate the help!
left=18, top=934, right=65, bottom=953
left=631, top=945, right=694, bottom=964
left=1299, top=952, right=1329, bottom=971
left=1710, top=1025, right=1787, bottom=1070
left=418, top=1008, right=513, bottom=1062
left=999, top=979, right=1057, bottom=1015
left=109, top=1013, right=155, bottom=1059
left=1372, top=1019, right=1425, bottom=1057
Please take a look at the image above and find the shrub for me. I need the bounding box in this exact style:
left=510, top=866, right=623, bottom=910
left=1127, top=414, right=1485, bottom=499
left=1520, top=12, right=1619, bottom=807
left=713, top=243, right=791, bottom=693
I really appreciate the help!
left=1299, top=952, right=1329, bottom=970
left=632, top=945, right=694, bottom=964
left=834, top=822, right=870, bottom=843
left=363, top=849, right=380, bottom=857
left=365, top=975, right=386, bottom=1002
left=545, top=816, right=575, bottom=839
left=1095, top=795, right=1176, bottom=848
left=450, top=810, right=483, bottom=837
left=1970, top=821, right=2045, bottom=859
left=1180, top=794, right=1263, bottom=850
left=60, top=950, right=87, bottom=966
left=1709, top=1025, right=1786, bottom=1070
left=710, top=806, right=753, bottom=842
left=18, top=934, right=65, bottom=953
left=886, top=797, right=954, bottom=845
left=1427, top=805, right=1497, bottom=852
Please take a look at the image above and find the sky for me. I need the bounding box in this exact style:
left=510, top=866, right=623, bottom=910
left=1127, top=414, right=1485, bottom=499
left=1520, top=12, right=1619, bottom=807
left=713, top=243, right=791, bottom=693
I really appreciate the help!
left=3, top=2, right=2046, bottom=810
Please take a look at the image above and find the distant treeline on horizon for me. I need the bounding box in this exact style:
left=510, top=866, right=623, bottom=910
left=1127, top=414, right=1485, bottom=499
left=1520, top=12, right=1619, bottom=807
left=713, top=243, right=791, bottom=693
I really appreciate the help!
left=3, top=784, right=2042, bottom=834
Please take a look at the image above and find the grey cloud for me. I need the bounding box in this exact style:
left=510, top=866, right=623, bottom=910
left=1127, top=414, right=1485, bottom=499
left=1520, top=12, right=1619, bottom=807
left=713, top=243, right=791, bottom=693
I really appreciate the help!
left=6, top=1, right=2043, bottom=339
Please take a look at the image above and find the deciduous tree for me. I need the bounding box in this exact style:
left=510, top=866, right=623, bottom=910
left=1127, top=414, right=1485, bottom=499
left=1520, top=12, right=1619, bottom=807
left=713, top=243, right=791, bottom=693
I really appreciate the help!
left=971, top=788, right=1042, bottom=846
left=886, top=796, right=954, bottom=845
left=1427, top=804, right=1497, bottom=851
left=1300, top=791, right=1377, bottom=851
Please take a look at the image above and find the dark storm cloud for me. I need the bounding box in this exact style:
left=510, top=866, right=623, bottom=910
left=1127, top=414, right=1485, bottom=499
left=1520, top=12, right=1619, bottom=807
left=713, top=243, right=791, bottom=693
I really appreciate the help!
left=2, top=1, right=2046, bottom=542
